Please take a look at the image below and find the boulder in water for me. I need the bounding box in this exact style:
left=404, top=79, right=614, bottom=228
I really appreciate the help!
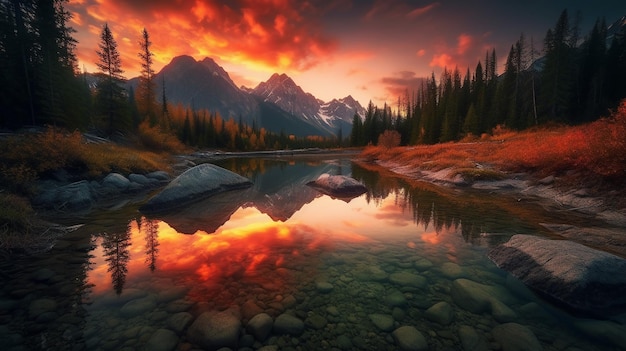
left=489, top=234, right=626, bottom=314
left=306, top=173, right=367, bottom=199
left=140, top=163, right=252, bottom=213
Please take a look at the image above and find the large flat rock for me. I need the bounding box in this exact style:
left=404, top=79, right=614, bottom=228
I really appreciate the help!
left=140, top=163, right=252, bottom=213
left=488, top=234, right=626, bottom=314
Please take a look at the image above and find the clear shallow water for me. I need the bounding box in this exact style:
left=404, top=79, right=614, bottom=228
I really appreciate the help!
left=1, top=157, right=625, bottom=350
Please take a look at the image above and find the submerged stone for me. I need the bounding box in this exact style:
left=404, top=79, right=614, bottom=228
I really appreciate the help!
left=246, top=313, right=273, bottom=341
left=425, top=301, right=454, bottom=325
left=389, top=272, right=426, bottom=288
left=145, top=329, right=178, bottom=351
left=392, top=326, right=428, bottom=351
left=273, top=313, right=304, bottom=335
left=369, top=313, right=395, bottom=332
left=187, top=310, right=241, bottom=349
left=140, top=163, right=252, bottom=213
left=492, top=323, right=542, bottom=351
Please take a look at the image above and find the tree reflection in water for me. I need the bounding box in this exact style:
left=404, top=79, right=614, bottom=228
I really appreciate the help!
left=101, top=227, right=132, bottom=295
left=141, top=218, right=160, bottom=272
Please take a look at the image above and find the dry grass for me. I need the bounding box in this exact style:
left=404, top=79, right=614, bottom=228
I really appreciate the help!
left=362, top=100, right=626, bottom=192
left=0, top=127, right=174, bottom=194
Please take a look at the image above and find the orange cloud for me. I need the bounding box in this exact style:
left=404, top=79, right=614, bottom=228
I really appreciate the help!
left=429, top=53, right=453, bottom=68
left=68, top=0, right=338, bottom=77
left=416, top=49, right=426, bottom=57
left=457, top=33, right=473, bottom=55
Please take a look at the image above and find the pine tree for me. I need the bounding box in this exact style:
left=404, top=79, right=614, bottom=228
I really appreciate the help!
left=350, top=113, right=364, bottom=146
left=137, top=28, right=157, bottom=126
left=95, top=23, right=127, bottom=134
left=540, top=9, right=576, bottom=121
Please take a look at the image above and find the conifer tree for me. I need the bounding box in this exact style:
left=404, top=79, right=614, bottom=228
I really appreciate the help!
left=95, top=23, right=127, bottom=134
left=137, top=28, right=157, bottom=126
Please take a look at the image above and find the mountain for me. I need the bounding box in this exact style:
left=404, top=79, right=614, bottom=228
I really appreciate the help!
left=130, top=55, right=261, bottom=124
left=251, top=73, right=365, bottom=136
left=129, top=55, right=365, bottom=137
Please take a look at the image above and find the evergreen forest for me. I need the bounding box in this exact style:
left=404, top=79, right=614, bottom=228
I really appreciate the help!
left=350, top=10, right=626, bottom=146
left=1, top=2, right=625, bottom=150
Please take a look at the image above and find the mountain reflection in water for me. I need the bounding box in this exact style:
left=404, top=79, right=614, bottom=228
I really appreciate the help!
left=4, top=156, right=621, bottom=350
left=90, top=157, right=550, bottom=297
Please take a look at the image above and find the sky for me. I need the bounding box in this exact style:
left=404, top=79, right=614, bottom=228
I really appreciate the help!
left=67, top=0, right=626, bottom=107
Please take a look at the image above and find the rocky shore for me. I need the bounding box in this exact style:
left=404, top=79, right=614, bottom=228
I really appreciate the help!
left=365, top=158, right=626, bottom=258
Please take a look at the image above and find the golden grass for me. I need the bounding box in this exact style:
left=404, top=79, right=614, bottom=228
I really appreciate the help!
left=0, top=127, right=174, bottom=194
left=362, top=100, right=626, bottom=188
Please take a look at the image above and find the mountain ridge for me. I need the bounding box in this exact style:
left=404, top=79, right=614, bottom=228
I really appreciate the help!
left=128, top=55, right=364, bottom=137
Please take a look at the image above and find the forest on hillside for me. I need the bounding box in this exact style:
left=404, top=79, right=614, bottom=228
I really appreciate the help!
left=350, top=10, right=626, bottom=146
left=1, top=2, right=625, bottom=150
left=0, top=1, right=340, bottom=150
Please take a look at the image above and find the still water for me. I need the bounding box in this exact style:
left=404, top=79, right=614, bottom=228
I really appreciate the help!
left=1, top=156, right=625, bottom=350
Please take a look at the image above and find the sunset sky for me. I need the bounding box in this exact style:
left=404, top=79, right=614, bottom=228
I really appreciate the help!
left=67, top=0, right=626, bottom=106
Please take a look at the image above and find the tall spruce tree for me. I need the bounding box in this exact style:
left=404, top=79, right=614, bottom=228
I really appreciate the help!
left=95, top=23, right=127, bottom=134
left=137, top=28, right=157, bottom=127
left=540, top=9, right=576, bottom=122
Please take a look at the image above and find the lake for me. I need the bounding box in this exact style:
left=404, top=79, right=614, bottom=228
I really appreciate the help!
left=1, top=155, right=624, bottom=350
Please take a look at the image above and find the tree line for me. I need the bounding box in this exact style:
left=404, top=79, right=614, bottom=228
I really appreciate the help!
left=0, top=0, right=338, bottom=150
left=350, top=10, right=626, bottom=146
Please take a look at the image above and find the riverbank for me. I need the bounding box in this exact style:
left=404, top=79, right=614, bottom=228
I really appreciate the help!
left=356, top=138, right=626, bottom=257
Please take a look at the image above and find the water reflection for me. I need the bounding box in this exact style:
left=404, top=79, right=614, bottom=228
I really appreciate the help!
left=101, top=229, right=131, bottom=295
left=351, top=161, right=550, bottom=246
left=3, top=156, right=623, bottom=350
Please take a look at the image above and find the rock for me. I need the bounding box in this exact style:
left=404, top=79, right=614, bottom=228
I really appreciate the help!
left=490, top=299, right=517, bottom=323
left=140, top=163, right=252, bottom=213
left=29, top=298, right=57, bottom=318
left=369, top=313, right=395, bottom=332
left=273, top=314, right=304, bottom=335
left=34, top=180, right=94, bottom=211
left=315, top=281, right=334, bottom=293
left=355, top=265, right=388, bottom=282
left=392, top=326, right=428, bottom=351
left=336, top=334, right=353, bottom=350
left=241, top=300, right=264, bottom=321
left=129, top=173, right=157, bottom=186
left=440, top=262, right=464, bottom=279
left=305, top=314, right=328, bottom=330
left=538, top=175, right=555, bottom=185
left=425, top=301, right=454, bottom=325
left=145, top=329, right=178, bottom=351
left=489, top=234, right=626, bottom=313
left=246, top=313, right=273, bottom=341
left=102, top=173, right=130, bottom=189
left=450, top=278, right=514, bottom=315
left=414, top=258, right=434, bottom=271
left=282, top=295, right=297, bottom=308
left=458, top=325, right=489, bottom=351
left=157, top=286, right=188, bottom=303
left=389, top=272, right=426, bottom=288
left=187, top=310, right=241, bottom=349
left=492, top=323, right=542, bottom=351
left=119, top=295, right=157, bottom=318
left=167, top=312, right=193, bottom=334
left=146, top=171, right=171, bottom=181
left=385, top=289, right=407, bottom=307
left=306, top=173, right=367, bottom=199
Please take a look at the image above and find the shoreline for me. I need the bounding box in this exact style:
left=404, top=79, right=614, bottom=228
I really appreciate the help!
left=357, top=156, right=626, bottom=258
